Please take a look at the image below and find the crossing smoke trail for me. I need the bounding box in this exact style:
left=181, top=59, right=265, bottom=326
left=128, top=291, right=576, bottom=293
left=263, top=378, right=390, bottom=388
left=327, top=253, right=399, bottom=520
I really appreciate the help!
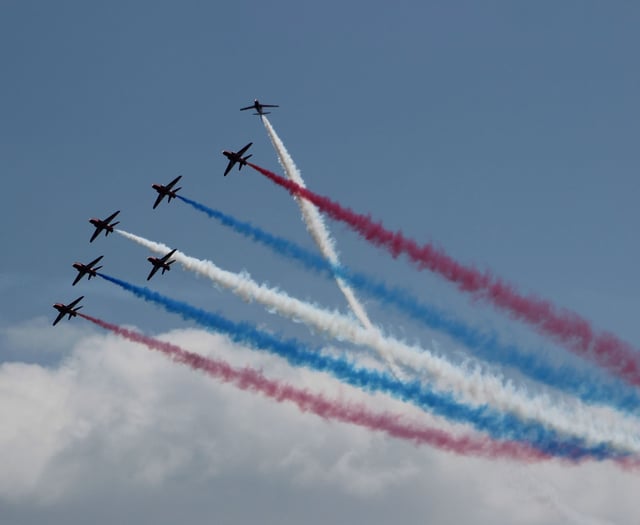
left=176, top=195, right=640, bottom=416
left=116, top=229, right=402, bottom=377
left=95, top=272, right=628, bottom=461
left=249, top=163, right=640, bottom=388
left=116, top=229, right=640, bottom=452
left=261, top=115, right=373, bottom=330
left=77, top=312, right=549, bottom=462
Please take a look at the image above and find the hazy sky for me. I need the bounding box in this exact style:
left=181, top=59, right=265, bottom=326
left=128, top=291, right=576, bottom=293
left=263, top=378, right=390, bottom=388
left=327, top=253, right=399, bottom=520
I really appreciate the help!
left=1, top=2, right=639, bottom=523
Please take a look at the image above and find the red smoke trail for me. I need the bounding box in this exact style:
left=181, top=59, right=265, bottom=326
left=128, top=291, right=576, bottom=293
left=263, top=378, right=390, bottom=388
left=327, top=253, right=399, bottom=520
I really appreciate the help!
left=249, top=162, right=640, bottom=387
left=79, top=312, right=549, bottom=462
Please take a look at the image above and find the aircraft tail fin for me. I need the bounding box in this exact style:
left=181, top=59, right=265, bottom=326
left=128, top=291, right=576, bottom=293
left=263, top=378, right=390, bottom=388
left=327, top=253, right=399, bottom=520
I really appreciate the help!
left=68, top=306, right=82, bottom=319
left=168, top=189, right=182, bottom=202
left=105, top=222, right=120, bottom=235
left=240, top=154, right=253, bottom=169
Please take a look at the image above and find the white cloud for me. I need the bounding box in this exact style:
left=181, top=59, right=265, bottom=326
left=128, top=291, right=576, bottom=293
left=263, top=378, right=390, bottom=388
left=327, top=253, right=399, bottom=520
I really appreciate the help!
left=1, top=316, right=92, bottom=359
left=0, top=321, right=636, bottom=524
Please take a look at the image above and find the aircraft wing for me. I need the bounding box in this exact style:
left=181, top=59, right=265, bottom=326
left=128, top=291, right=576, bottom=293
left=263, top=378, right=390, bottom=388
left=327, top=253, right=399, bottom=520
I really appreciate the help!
left=166, top=175, right=182, bottom=189
left=237, top=142, right=253, bottom=156
left=160, top=249, right=177, bottom=263
left=104, top=210, right=120, bottom=223
left=153, top=194, right=165, bottom=209
left=68, top=296, right=84, bottom=308
left=89, top=228, right=101, bottom=243
left=88, top=255, right=104, bottom=267
left=240, top=105, right=255, bottom=111
left=147, top=265, right=160, bottom=281
left=53, top=311, right=65, bottom=326
left=262, top=104, right=279, bottom=108
left=223, top=159, right=235, bottom=176
left=72, top=272, right=84, bottom=286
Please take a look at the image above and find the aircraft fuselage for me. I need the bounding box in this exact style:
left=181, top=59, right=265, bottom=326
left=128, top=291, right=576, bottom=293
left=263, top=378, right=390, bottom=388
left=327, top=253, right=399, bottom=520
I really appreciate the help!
left=153, top=184, right=178, bottom=198
left=90, top=219, right=114, bottom=233
left=52, top=303, right=80, bottom=324
left=222, top=151, right=246, bottom=164
left=148, top=257, right=172, bottom=273
left=72, top=263, right=98, bottom=278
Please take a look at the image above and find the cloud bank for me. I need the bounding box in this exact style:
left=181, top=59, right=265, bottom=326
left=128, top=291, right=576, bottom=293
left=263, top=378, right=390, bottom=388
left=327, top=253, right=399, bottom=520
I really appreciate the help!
left=0, top=323, right=635, bottom=524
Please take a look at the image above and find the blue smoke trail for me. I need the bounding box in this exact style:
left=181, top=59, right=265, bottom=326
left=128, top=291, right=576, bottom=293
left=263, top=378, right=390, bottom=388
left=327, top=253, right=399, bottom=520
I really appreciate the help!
left=176, top=195, right=640, bottom=415
left=98, top=271, right=624, bottom=461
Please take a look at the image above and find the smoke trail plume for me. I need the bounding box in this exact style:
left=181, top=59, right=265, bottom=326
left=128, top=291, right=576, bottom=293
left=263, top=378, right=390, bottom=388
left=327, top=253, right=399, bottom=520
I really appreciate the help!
left=261, top=115, right=373, bottom=330
left=95, top=271, right=627, bottom=461
left=115, top=229, right=640, bottom=452
left=116, top=229, right=401, bottom=377
left=176, top=194, right=640, bottom=416
left=78, top=312, right=550, bottom=462
left=249, top=163, right=640, bottom=388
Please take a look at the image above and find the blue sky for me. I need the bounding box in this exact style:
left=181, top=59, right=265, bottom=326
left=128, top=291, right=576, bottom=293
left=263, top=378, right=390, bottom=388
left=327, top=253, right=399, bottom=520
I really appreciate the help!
left=1, top=2, right=639, bottom=523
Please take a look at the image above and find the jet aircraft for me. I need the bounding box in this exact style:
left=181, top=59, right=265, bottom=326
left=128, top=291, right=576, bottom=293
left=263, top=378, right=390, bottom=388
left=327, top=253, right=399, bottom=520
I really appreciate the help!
left=152, top=175, right=182, bottom=209
left=89, top=210, right=120, bottom=242
left=222, top=142, right=253, bottom=176
left=72, top=255, right=104, bottom=286
left=52, top=296, right=84, bottom=326
left=240, top=99, right=279, bottom=115
left=147, top=248, right=177, bottom=281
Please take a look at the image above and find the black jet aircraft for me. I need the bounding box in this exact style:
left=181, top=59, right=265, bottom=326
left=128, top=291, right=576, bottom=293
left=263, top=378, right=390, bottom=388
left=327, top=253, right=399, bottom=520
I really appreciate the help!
left=52, top=296, right=84, bottom=326
left=240, top=99, right=279, bottom=116
left=89, top=210, right=120, bottom=242
left=152, top=175, right=182, bottom=209
left=222, top=142, right=253, bottom=176
left=147, top=248, right=177, bottom=281
left=72, top=255, right=104, bottom=286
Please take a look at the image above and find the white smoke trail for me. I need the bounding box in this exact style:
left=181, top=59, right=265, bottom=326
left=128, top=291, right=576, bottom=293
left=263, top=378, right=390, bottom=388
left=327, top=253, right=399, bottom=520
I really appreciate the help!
left=117, top=229, right=640, bottom=453
left=261, top=115, right=374, bottom=331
